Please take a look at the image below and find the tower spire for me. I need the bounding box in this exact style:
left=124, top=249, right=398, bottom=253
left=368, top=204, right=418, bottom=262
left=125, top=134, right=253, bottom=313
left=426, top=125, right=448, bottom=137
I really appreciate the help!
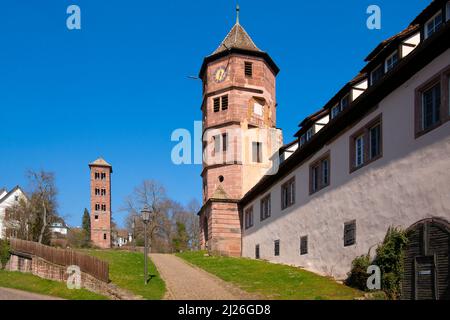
left=236, top=4, right=240, bottom=25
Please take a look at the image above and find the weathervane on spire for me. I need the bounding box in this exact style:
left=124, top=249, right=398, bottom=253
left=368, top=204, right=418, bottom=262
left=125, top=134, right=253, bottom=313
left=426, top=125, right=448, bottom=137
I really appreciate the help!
left=236, top=4, right=240, bottom=24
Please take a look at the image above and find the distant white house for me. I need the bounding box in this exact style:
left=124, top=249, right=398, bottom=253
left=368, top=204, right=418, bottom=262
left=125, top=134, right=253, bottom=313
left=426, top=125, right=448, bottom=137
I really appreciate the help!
left=0, top=186, right=27, bottom=239
left=49, top=222, right=68, bottom=236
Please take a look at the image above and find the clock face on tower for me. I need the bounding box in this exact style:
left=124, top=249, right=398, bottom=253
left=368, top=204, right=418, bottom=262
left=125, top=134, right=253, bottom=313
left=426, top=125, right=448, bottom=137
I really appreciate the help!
left=213, top=66, right=227, bottom=83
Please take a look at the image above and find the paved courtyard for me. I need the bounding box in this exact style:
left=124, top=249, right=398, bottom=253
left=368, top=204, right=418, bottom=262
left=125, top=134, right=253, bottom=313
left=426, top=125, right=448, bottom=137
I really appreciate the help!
left=150, top=254, right=257, bottom=300
left=0, top=287, right=63, bottom=300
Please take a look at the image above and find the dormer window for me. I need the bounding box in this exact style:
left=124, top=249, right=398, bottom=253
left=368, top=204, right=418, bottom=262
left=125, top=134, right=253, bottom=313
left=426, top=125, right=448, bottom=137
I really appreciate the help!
left=306, top=128, right=314, bottom=141
left=447, top=2, right=450, bottom=22
left=370, top=64, right=384, bottom=86
left=385, top=50, right=399, bottom=72
left=425, top=11, right=443, bottom=39
left=331, top=104, right=340, bottom=119
left=341, top=95, right=350, bottom=110
left=299, top=135, right=306, bottom=146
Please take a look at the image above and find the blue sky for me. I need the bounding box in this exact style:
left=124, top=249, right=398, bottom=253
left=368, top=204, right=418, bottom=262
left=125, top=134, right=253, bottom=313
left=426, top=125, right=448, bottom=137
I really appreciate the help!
left=0, top=0, right=429, bottom=228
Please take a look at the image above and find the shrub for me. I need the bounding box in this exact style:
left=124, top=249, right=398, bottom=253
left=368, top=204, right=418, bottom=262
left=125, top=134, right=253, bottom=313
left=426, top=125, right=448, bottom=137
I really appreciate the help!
left=0, top=239, right=11, bottom=269
left=345, top=227, right=408, bottom=299
left=373, top=227, right=408, bottom=300
left=345, top=254, right=371, bottom=291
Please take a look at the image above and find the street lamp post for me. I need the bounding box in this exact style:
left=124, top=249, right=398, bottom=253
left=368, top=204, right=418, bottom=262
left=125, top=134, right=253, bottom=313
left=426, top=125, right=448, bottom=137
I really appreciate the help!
left=141, top=205, right=151, bottom=285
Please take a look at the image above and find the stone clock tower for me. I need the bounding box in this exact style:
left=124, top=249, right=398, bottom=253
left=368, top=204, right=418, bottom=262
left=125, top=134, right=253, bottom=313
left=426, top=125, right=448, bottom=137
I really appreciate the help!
left=198, top=7, right=281, bottom=256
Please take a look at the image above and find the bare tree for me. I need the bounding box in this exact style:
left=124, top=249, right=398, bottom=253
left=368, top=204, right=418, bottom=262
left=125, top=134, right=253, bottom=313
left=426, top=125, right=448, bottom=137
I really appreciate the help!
left=27, top=170, right=58, bottom=244
left=186, top=199, right=201, bottom=250
left=122, top=180, right=172, bottom=252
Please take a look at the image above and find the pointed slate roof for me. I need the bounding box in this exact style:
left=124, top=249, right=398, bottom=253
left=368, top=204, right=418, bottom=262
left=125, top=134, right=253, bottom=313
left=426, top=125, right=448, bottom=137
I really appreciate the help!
left=213, top=22, right=261, bottom=55
left=89, top=158, right=113, bottom=172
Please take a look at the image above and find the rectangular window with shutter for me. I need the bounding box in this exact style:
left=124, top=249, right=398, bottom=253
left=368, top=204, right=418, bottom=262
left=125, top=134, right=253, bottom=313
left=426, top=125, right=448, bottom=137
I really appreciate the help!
left=300, top=236, right=308, bottom=255
left=344, top=220, right=356, bottom=247
left=274, top=240, right=280, bottom=256
left=221, top=95, right=229, bottom=110
left=245, top=62, right=253, bottom=77
left=213, top=97, right=220, bottom=112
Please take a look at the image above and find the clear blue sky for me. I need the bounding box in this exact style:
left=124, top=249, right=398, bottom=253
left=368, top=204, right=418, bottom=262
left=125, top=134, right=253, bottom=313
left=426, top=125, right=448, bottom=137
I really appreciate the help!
left=0, top=0, right=429, bottom=228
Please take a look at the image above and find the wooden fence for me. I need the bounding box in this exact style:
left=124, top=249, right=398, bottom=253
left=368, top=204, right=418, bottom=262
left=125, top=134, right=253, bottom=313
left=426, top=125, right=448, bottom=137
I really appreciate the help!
left=10, top=238, right=109, bottom=283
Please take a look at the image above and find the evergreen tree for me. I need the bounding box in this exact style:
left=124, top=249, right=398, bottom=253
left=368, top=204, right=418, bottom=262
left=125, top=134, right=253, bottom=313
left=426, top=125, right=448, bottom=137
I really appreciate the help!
left=82, top=208, right=91, bottom=238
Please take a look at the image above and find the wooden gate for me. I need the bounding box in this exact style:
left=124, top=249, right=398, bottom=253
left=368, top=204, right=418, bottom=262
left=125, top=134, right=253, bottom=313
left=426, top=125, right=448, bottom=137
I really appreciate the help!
left=402, top=218, right=450, bottom=300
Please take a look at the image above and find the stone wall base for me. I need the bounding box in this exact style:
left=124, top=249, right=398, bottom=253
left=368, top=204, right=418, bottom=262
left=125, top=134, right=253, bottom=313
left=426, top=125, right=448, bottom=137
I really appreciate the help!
left=7, top=253, right=142, bottom=300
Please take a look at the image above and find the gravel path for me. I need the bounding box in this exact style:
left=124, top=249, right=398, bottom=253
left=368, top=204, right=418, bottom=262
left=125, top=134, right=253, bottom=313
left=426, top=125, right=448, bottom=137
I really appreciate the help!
left=0, top=287, right=63, bottom=300
left=150, top=254, right=258, bottom=300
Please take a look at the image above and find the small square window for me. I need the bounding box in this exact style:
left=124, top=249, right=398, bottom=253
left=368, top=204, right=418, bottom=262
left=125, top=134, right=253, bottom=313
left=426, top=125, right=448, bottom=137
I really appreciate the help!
left=95, top=215, right=99, bottom=220
left=344, top=221, right=356, bottom=247
left=300, top=236, right=308, bottom=255
left=274, top=240, right=280, bottom=256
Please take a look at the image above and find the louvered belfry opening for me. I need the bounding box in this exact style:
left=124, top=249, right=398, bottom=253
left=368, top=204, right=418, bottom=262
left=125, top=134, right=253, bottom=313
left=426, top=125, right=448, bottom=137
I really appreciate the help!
left=402, top=218, right=450, bottom=300
left=245, top=62, right=253, bottom=77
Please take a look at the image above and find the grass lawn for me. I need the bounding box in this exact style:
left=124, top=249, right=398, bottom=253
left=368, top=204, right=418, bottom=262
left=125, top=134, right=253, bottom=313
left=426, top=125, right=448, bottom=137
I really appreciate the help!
left=0, top=270, right=107, bottom=300
left=177, top=251, right=363, bottom=300
left=84, top=250, right=165, bottom=300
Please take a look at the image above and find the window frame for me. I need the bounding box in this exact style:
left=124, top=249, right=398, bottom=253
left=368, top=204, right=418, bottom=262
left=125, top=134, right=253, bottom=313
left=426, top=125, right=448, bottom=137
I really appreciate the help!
left=425, top=11, right=443, bottom=39
left=252, top=141, right=263, bottom=163
left=260, top=194, right=271, bottom=221
left=331, top=104, right=340, bottom=119
left=281, top=177, right=295, bottom=210
left=349, top=114, right=383, bottom=173
left=385, top=50, right=399, bottom=73
left=344, top=220, right=356, bottom=247
left=309, top=152, right=331, bottom=195
left=370, top=64, right=384, bottom=86
left=274, top=240, right=280, bottom=256
left=244, top=206, right=254, bottom=230
left=245, top=61, right=253, bottom=77
left=414, top=66, right=450, bottom=139
left=300, top=236, right=308, bottom=255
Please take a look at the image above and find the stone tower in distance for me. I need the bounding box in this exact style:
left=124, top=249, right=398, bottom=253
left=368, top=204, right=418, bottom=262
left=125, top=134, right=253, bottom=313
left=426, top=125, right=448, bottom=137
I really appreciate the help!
left=198, top=6, right=281, bottom=256
left=89, top=158, right=112, bottom=249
